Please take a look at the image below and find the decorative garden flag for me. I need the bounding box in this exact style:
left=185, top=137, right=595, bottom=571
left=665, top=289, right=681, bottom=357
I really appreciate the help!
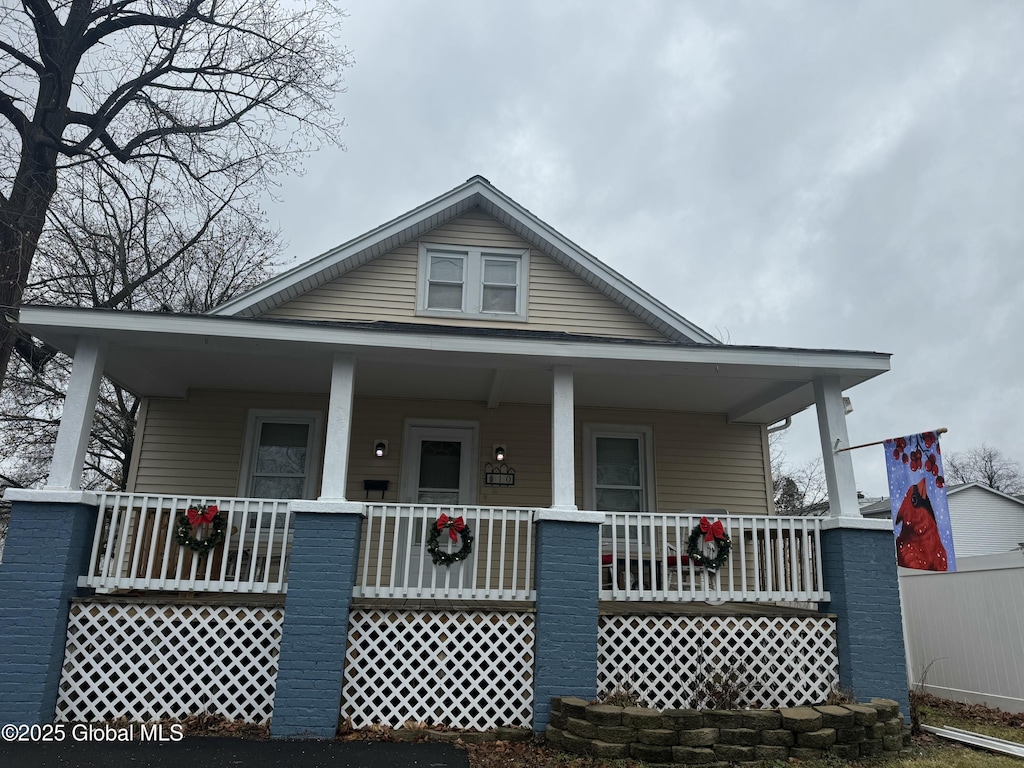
left=883, top=431, right=956, bottom=572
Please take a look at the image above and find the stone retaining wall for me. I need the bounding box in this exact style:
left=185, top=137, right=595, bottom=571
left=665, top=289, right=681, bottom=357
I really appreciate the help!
left=545, top=696, right=910, bottom=764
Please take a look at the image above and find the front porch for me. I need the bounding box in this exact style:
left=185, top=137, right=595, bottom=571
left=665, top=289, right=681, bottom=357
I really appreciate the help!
left=0, top=307, right=907, bottom=737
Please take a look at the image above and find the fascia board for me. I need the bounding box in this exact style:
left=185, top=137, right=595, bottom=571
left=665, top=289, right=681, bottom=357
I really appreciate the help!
left=20, top=307, right=891, bottom=375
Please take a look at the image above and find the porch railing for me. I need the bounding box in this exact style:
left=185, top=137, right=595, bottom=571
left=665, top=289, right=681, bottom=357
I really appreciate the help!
left=600, top=512, right=829, bottom=603
left=353, top=504, right=535, bottom=601
left=79, top=493, right=292, bottom=594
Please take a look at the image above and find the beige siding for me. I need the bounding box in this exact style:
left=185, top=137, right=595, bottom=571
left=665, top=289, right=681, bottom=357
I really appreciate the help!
left=131, top=392, right=770, bottom=516
left=575, top=408, right=771, bottom=517
left=265, top=209, right=669, bottom=341
left=130, top=390, right=328, bottom=496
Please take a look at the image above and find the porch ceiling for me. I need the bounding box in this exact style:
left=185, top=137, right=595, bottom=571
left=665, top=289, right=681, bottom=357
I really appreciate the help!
left=18, top=306, right=890, bottom=425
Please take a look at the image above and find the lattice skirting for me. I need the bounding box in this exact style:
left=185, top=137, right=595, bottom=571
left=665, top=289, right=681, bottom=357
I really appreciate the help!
left=56, top=602, right=284, bottom=723
left=342, top=609, right=534, bottom=730
left=598, top=614, right=838, bottom=710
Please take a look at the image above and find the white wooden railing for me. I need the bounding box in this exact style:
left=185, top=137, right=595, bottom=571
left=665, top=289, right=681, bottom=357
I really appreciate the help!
left=79, top=494, right=292, bottom=594
left=353, top=504, right=535, bottom=601
left=600, top=512, right=829, bottom=603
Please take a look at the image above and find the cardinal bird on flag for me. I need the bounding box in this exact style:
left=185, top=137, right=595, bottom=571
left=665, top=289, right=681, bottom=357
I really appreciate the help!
left=883, top=430, right=956, bottom=572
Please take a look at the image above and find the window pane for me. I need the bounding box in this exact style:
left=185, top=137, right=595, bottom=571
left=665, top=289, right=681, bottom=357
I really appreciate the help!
left=418, top=440, right=461, bottom=490
left=255, top=423, right=309, bottom=474
left=427, top=283, right=463, bottom=310
left=482, top=286, right=517, bottom=313
left=253, top=476, right=305, bottom=499
left=483, top=259, right=517, bottom=285
left=596, top=488, right=642, bottom=512
left=595, top=437, right=641, bottom=486
left=429, top=254, right=464, bottom=282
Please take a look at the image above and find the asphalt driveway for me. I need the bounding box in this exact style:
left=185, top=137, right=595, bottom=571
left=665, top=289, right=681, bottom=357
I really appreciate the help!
left=0, top=737, right=469, bottom=767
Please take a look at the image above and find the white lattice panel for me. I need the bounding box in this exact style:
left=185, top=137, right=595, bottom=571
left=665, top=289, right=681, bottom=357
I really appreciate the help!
left=598, top=615, right=838, bottom=710
left=342, top=610, right=534, bottom=729
left=56, top=602, right=284, bottom=723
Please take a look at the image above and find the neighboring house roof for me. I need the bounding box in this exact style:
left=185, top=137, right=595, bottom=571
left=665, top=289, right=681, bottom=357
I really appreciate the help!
left=861, top=482, right=1024, bottom=518
left=210, top=176, right=721, bottom=345
left=862, top=482, right=1024, bottom=558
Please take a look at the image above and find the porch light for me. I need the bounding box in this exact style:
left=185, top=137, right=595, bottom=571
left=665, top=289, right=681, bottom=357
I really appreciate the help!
left=374, top=440, right=388, bottom=458
left=494, top=445, right=506, bottom=462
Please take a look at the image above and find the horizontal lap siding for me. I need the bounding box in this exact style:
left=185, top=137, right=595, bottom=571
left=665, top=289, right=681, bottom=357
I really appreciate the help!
left=131, top=393, right=769, bottom=517
left=348, top=398, right=552, bottom=508
left=264, top=210, right=669, bottom=341
left=130, top=391, right=328, bottom=496
left=575, top=408, right=771, bottom=516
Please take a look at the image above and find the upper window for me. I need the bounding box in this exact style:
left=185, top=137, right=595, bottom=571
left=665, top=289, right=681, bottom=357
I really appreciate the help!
left=418, top=244, right=528, bottom=320
left=239, top=410, right=322, bottom=500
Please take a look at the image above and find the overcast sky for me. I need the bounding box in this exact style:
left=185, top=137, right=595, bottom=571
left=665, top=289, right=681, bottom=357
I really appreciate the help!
left=264, top=0, right=1024, bottom=497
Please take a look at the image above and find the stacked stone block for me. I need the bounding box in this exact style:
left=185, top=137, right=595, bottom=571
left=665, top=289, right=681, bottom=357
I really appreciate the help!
left=545, top=697, right=909, bottom=765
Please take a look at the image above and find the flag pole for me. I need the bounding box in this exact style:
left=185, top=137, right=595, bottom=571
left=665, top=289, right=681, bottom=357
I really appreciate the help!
left=833, top=427, right=947, bottom=454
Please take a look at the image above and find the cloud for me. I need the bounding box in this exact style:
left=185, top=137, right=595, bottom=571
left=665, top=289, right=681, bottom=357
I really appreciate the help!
left=266, top=0, right=1024, bottom=495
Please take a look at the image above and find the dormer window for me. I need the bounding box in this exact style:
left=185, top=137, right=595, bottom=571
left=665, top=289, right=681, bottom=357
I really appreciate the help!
left=418, top=243, right=528, bottom=320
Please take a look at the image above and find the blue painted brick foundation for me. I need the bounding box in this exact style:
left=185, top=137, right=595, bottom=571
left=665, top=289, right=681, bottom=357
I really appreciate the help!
left=821, top=526, right=910, bottom=718
left=533, top=519, right=600, bottom=733
left=271, top=511, right=362, bottom=739
left=0, top=501, right=96, bottom=725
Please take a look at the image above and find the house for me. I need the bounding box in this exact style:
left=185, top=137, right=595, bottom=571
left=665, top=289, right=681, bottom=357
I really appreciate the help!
left=862, top=481, right=1024, bottom=557
left=0, top=177, right=908, bottom=738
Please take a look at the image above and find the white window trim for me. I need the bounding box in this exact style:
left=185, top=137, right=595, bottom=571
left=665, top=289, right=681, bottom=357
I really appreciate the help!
left=237, top=409, right=324, bottom=500
left=416, top=242, right=529, bottom=321
left=583, top=424, right=656, bottom=513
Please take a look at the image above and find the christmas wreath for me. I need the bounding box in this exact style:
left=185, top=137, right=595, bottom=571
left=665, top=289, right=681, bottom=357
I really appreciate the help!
left=427, top=513, right=474, bottom=566
left=686, top=516, right=731, bottom=571
left=173, top=504, right=227, bottom=555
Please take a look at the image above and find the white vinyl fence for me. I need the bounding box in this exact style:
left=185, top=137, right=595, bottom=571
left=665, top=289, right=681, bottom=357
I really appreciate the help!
left=901, top=552, right=1024, bottom=714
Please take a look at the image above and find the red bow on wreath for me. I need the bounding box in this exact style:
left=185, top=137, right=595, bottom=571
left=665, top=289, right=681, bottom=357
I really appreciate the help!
left=436, top=513, right=466, bottom=542
left=187, top=504, right=218, bottom=527
left=699, top=516, right=725, bottom=543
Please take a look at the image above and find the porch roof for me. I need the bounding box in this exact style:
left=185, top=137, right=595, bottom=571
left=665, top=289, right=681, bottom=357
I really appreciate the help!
left=19, top=306, right=891, bottom=425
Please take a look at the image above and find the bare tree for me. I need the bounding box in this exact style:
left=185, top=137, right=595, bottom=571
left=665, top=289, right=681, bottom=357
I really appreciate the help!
left=0, top=158, right=280, bottom=498
left=769, top=429, right=828, bottom=514
left=944, top=444, right=1024, bottom=495
left=0, top=0, right=348, bottom=390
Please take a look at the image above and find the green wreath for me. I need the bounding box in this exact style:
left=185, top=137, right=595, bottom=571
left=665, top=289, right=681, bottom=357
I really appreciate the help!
left=173, top=505, right=227, bottom=555
left=427, top=515, right=474, bottom=567
left=686, top=518, right=731, bottom=571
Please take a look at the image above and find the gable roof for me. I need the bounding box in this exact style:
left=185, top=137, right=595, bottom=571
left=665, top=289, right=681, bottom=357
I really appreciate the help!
left=210, top=176, right=720, bottom=345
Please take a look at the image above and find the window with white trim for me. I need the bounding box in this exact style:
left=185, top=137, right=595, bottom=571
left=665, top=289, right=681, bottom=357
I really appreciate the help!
left=584, top=425, right=655, bottom=513
left=418, top=244, right=528, bottom=320
left=240, top=411, right=322, bottom=500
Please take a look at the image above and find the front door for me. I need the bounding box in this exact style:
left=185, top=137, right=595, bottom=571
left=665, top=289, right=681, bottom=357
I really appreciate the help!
left=398, top=424, right=478, bottom=586
left=401, top=426, right=476, bottom=505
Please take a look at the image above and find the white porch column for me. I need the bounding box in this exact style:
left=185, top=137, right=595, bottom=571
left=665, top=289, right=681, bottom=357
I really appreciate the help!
left=46, top=336, right=106, bottom=490
left=319, top=353, right=356, bottom=501
left=550, top=365, right=577, bottom=512
left=813, top=375, right=861, bottom=519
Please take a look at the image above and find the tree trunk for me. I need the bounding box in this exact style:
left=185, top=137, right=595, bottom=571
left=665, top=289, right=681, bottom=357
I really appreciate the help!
left=0, top=155, right=60, bottom=395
